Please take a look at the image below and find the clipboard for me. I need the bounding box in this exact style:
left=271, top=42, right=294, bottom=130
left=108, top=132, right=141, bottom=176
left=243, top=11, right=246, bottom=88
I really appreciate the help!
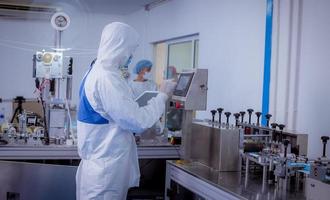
left=135, top=91, right=159, bottom=107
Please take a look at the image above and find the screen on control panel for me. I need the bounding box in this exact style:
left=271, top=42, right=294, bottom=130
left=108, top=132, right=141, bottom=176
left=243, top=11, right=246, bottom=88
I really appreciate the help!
left=173, top=73, right=194, bottom=97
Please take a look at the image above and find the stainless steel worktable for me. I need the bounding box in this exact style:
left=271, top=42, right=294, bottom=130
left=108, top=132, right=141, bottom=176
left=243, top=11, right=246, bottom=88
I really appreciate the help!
left=0, top=144, right=181, bottom=160
left=166, top=160, right=306, bottom=200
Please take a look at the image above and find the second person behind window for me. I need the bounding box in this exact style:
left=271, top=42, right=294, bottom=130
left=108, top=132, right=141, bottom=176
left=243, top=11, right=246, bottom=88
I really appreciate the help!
left=129, top=59, right=157, bottom=99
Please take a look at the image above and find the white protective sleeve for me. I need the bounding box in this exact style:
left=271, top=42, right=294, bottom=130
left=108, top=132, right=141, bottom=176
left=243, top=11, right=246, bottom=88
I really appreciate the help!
left=99, top=74, right=168, bottom=133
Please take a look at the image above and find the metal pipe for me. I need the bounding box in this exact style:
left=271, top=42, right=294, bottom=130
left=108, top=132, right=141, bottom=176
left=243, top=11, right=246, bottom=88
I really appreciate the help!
left=54, top=30, right=62, bottom=99
left=245, top=157, right=249, bottom=188
left=66, top=77, right=72, bottom=100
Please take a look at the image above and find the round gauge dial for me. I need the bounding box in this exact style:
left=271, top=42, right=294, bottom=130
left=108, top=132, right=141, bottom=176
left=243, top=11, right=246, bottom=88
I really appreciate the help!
left=55, top=15, right=67, bottom=28
left=42, top=53, right=53, bottom=64
left=51, top=12, right=70, bottom=31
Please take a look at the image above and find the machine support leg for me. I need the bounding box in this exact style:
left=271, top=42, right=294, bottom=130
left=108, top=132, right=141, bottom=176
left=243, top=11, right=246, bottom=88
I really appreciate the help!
left=262, top=165, right=267, bottom=192
left=245, top=158, right=249, bottom=188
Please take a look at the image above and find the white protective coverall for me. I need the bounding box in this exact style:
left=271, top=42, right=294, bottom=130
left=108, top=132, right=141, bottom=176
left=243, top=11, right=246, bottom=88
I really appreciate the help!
left=76, top=22, right=168, bottom=200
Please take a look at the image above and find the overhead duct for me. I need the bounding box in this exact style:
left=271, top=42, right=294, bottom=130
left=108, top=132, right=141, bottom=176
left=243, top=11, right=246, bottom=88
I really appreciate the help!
left=0, top=3, right=59, bottom=20
left=144, top=0, right=171, bottom=11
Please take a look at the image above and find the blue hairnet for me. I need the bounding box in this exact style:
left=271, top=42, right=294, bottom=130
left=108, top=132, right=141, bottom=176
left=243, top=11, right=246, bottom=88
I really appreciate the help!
left=134, top=60, right=153, bottom=74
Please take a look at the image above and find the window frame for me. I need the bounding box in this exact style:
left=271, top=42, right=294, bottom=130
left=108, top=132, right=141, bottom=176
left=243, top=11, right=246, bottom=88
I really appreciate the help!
left=165, top=35, right=199, bottom=74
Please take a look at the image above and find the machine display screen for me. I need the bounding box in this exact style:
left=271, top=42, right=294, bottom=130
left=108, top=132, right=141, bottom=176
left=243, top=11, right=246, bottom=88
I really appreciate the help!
left=173, top=73, right=194, bottom=97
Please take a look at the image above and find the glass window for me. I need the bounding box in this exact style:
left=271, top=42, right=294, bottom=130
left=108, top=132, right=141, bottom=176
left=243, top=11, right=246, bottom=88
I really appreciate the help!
left=153, top=36, right=199, bottom=84
left=153, top=35, right=199, bottom=132
left=168, top=41, right=193, bottom=73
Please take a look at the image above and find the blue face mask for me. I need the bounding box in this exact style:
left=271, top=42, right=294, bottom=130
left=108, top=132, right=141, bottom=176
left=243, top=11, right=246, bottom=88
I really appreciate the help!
left=122, top=55, right=133, bottom=69
left=119, top=55, right=132, bottom=79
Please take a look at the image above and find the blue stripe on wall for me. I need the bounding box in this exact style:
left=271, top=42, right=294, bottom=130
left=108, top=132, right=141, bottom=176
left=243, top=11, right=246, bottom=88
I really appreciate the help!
left=261, top=0, right=273, bottom=126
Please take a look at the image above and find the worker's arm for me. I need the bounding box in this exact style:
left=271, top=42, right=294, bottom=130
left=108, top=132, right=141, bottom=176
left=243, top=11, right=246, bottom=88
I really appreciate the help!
left=99, top=74, right=168, bottom=133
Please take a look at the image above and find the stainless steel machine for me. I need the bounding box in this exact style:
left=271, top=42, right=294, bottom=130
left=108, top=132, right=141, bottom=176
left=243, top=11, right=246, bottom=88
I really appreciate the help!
left=165, top=106, right=311, bottom=200
left=233, top=109, right=310, bottom=195
left=33, top=50, right=73, bottom=144
left=0, top=161, right=77, bottom=200
left=189, top=121, right=240, bottom=172
left=165, top=69, right=243, bottom=200
left=306, top=136, right=330, bottom=200
left=236, top=108, right=308, bottom=156
left=169, top=68, right=208, bottom=159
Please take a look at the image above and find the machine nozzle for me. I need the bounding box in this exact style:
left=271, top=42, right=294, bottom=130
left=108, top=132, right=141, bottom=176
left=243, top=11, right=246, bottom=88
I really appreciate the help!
left=265, top=114, right=272, bottom=127
left=224, top=112, right=231, bottom=125
left=321, top=136, right=329, bottom=143
left=240, top=111, right=246, bottom=123
left=321, top=136, right=330, bottom=157
left=217, top=108, right=224, bottom=124
left=211, top=110, right=217, bottom=123
left=278, top=124, right=285, bottom=131
left=270, top=123, right=278, bottom=142
left=255, top=112, right=262, bottom=126
left=247, top=109, right=254, bottom=124
left=271, top=123, right=278, bottom=129
left=233, top=113, right=240, bottom=127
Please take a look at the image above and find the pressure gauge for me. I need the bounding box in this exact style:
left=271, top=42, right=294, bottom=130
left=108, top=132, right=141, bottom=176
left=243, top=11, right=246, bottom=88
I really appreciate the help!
left=42, top=53, right=53, bottom=65
left=51, top=12, right=70, bottom=31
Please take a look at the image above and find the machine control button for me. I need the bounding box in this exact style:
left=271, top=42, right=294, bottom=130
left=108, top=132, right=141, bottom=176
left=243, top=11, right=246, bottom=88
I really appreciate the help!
left=175, top=102, right=183, bottom=109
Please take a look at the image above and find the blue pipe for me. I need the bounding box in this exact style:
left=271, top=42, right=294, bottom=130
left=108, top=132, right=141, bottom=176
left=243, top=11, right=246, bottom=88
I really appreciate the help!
left=261, top=0, right=273, bottom=126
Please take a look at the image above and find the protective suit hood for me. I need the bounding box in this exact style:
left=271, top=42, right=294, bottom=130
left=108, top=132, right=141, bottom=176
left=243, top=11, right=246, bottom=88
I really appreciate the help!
left=96, top=22, right=139, bottom=71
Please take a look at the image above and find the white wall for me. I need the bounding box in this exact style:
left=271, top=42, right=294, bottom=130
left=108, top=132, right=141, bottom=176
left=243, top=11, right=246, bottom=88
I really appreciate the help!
left=0, top=3, right=125, bottom=112
left=296, top=0, right=330, bottom=158
left=125, top=0, right=267, bottom=124
left=269, top=0, right=330, bottom=157
left=270, top=0, right=330, bottom=158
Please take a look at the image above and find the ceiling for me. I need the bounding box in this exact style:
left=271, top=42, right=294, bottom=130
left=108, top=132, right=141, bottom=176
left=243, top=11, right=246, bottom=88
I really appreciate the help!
left=0, top=0, right=159, bottom=15
left=76, top=0, right=159, bottom=15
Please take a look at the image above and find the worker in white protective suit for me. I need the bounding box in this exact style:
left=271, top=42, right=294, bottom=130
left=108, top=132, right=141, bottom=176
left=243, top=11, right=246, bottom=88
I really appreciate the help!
left=76, top=22, right=176, bottom=200
left=129, top=59, right=157, bottom=99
